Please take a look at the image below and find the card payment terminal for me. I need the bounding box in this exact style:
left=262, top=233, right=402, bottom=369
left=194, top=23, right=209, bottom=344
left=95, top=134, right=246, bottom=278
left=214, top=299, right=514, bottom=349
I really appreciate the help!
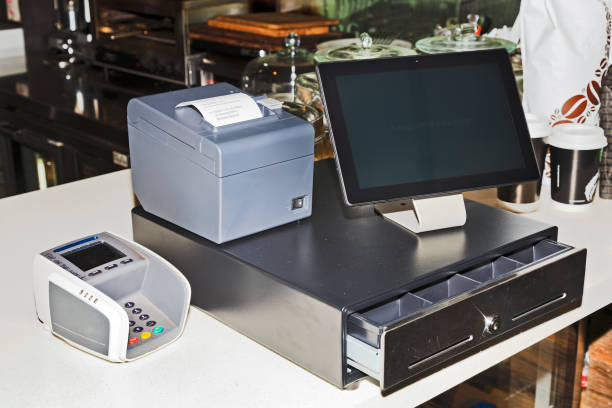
left=33, top=232, right=191, bottom=362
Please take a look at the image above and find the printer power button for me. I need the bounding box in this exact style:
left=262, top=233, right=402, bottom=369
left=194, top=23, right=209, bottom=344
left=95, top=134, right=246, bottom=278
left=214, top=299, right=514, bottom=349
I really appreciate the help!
left=292, top=196, right=305, bottom=210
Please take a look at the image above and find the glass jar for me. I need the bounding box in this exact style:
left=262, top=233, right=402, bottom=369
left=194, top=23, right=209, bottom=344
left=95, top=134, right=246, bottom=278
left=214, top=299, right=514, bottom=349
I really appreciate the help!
left=416, top=15, right=521, bottom=96
left=416, top=14, right=517, bottom=54
left=314, top=32, right=416, bottom=62
left=295, top=72, right=323, bottom=120
left=291, top=75, right=334, bottom=161
left=292, top=33, right=416, bottom=160
left=241, top=33, right=316, bottom=102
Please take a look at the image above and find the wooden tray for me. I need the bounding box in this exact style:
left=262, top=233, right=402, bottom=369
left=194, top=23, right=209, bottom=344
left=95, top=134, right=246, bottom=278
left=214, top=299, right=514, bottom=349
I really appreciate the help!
left=208, top=12, right=339, bottom=37
left=190, top=24, right=347, bottom=53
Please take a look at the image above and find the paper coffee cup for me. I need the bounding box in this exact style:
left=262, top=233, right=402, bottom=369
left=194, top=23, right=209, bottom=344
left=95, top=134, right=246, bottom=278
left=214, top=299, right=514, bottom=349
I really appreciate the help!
left=498, top=113, right=551, bottom=212
left=548, top=124, right=607, bottom=206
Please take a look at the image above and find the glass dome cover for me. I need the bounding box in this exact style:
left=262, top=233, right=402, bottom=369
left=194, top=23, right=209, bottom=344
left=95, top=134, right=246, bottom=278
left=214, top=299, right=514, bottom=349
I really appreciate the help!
left=314, top=33, right=416, bottom=62
left=241, top=33, right=316, bottom=101
left=416, top=17, right=517, bottom=54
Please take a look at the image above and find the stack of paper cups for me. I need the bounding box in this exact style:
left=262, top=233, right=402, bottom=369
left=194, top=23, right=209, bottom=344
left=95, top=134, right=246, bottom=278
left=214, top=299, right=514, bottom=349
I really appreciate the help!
left=497, top=113, right=550, bottom=212
left=548, top=124, right=607, bottom=208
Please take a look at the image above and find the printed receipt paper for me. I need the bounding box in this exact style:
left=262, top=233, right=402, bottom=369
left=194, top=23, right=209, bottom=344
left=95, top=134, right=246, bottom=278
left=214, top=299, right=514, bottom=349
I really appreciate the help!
left=176, top=93, right=263, bottom=127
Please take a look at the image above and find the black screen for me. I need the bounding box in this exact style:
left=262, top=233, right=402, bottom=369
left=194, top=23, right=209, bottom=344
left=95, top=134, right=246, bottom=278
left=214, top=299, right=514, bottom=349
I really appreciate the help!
left=336, top=64, right=525, bottom=189
left=63, top=242, right=125, bottom=271
left=317, top=50, right=539, bottom=205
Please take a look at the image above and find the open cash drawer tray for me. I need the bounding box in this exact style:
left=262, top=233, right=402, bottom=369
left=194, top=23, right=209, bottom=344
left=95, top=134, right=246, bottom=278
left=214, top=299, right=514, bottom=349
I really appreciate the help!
left=346, top=239, right=586, bottom=393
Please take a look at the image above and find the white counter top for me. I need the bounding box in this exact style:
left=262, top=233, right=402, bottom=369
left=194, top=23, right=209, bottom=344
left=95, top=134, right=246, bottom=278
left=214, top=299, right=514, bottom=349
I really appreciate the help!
left=1, top=170, right=610, bottom=407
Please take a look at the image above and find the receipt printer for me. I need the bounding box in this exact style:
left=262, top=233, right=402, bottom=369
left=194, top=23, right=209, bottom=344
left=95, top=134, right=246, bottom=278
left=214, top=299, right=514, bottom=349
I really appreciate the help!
left=128, top=83, right=314, bottom=244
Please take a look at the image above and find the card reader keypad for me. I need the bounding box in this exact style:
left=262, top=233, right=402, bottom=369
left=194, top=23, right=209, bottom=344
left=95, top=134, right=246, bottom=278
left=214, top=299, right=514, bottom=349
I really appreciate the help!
left=123, top=300, right=166, bottom=347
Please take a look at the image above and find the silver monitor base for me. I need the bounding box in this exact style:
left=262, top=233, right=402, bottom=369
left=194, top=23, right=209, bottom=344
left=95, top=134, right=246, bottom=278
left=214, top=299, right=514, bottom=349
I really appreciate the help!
left=374, top=194, right=467, bottom=233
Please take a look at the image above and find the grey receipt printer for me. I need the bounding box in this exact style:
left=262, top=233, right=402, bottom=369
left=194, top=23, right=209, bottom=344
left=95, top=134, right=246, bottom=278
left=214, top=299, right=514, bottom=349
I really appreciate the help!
left=128, top=83, right=314, bottom=243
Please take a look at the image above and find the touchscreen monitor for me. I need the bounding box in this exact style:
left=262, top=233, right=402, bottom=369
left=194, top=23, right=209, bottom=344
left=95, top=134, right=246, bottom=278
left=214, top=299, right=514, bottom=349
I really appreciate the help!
left=316, top=49, right=540, bottom=206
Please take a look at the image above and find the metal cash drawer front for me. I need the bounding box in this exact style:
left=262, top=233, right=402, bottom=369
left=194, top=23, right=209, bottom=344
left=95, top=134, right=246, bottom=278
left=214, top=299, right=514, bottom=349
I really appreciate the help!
left=346, top=240, right=586, bottom=393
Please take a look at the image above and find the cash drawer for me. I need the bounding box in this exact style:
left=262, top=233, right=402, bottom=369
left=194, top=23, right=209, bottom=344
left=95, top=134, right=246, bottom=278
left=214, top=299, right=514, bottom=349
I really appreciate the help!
left=346, top=239, right=586, bottom=393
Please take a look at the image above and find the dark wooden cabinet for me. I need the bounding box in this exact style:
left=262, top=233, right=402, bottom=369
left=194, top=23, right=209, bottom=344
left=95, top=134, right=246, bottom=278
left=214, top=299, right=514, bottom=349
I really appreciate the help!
left=0, top=106, right=127, bottom=198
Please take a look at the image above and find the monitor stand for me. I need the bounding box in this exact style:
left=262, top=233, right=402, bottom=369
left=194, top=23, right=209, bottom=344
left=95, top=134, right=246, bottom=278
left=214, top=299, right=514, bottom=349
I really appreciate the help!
left=374, top=194, right=467, bottom=233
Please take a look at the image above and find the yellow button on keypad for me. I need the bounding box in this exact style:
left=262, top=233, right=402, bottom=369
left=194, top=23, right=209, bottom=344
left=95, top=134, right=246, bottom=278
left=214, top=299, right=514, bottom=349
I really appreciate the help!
left=140, top=332, right=151, bottom=340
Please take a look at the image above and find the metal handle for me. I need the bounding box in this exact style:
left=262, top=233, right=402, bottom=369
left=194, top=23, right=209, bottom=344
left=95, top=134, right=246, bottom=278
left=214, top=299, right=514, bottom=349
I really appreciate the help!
left=360, top=32, right=373, bottom=49
left=409, top=335, right=474, bottom=369
left=451, top=14, right=480, bottom=41
left=511, top=293, right=567, bottom=322
left=284, top=33, right=301, bottom=56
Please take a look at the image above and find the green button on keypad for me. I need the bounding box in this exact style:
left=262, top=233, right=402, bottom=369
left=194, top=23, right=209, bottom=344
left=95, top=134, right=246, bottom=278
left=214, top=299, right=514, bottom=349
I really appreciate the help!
left=152, top=326, right=164, bottom=334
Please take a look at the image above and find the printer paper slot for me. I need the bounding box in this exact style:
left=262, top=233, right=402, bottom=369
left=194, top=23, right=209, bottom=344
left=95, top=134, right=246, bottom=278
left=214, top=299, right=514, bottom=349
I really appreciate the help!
left=175, top=92, right=263, bottom=128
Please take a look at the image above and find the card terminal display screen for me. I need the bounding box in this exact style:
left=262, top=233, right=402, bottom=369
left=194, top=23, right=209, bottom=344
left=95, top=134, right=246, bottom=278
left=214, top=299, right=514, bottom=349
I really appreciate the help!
left=63, top=242, right=125, bottom=271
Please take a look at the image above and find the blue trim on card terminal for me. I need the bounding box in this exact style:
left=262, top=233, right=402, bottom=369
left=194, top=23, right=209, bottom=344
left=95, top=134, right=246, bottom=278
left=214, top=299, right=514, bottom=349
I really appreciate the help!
left=54, top=236, right=99, bottom=252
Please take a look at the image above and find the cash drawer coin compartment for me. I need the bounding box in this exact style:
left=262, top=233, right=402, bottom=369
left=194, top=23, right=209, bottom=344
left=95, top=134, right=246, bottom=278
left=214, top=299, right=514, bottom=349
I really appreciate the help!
left=346, top=239, right=586, bottom=392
